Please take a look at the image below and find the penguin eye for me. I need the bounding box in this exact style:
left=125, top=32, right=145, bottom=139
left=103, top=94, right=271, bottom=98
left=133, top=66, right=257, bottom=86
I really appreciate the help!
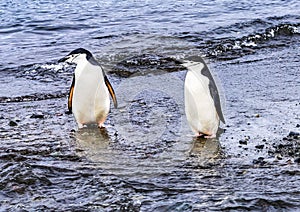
left=70, top=54, right=79, bottom=62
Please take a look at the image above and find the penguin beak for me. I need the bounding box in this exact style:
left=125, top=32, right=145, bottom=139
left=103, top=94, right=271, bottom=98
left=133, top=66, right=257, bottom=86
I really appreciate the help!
left=58, top=55, right=70, bottom=63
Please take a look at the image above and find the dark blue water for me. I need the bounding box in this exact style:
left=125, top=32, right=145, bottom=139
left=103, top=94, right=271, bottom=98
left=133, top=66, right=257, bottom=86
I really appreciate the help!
left=0, top=0, right=300, bottom=211
left=0, top=0, right=299, bottom=69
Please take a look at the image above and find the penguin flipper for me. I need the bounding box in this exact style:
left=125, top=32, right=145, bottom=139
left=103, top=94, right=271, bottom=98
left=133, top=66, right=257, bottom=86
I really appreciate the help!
left=68, top=74, right=75, bottom=113
left=104, top=75, right=118, bottom=109
left=200, top=64, right=226, bottom=124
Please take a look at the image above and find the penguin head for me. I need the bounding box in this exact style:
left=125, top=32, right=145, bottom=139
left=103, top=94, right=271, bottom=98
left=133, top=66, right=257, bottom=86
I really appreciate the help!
left=58, top=48, right=93, bottom=64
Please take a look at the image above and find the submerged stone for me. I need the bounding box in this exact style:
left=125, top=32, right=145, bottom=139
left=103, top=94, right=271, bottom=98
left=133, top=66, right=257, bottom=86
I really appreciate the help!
left=9, top=120, right=18, bottom=127
left=30, top=114, right=45, bottom=119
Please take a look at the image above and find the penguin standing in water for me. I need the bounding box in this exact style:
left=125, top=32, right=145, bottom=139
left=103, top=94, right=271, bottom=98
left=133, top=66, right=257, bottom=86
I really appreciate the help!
left=59, top=48, right=117, bottom=128
left=183, top=58, right=225, bottom=138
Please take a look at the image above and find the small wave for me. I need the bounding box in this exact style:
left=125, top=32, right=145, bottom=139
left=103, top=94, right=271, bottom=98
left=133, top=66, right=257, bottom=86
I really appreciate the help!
left=208, top=23, right=299, bottom=60
left=178, top=21, right=300, bottom=60
left=39, top=63, right=66, bottom=72
left=220, top=197, right=299, bottom=211
left=14, top=62, right=74, bottom=82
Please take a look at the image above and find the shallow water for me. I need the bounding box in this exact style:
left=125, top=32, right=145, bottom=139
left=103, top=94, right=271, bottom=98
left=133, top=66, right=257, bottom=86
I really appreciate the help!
left=0, top=0, right=300, bottom=211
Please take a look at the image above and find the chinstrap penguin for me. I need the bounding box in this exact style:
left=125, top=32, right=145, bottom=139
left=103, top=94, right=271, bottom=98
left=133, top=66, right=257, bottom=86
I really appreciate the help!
left=59, top=48, right=117, bottom=128
left=183, top=58, right=225, bottom=138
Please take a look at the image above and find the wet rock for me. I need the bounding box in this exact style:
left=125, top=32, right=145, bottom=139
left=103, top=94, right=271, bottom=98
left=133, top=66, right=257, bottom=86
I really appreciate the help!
left=276, top=154, right=283, bottom=160
left=9, top=120, right=18, bottom=127
left=288, top=131, right=299, bottom=138
left=239, top=140, right=247, bottom=145
left=0, top=153, right=27, bottom=162
left=255, top=145, right=264, bottom=149
left=30, top=113, right=44, bottom=119
left=277, top=144, right=284, bottom=149
left=0, top=93, right=67, bottom=103
left=271, top=136, right=300, bottom=160
left=111, top=54, right=185, bottom=77
left=253, top=157, right=266, bottom=165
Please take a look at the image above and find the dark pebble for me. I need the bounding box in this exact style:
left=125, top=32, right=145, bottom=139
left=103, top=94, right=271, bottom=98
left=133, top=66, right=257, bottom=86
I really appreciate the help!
left=30, top=114, right=44, bottom=119
left=239, top=140, right=247, bottom=145
left=295, top=158, right=300, bottom=163
left=255, top=144, right=264, bottom=149
left=296, top=124, right=300, bottom=128
left=288, top=131, right=299, bottom=137
left=9, top=120, right=18, bottom=126
left=262, top=139, right=267, bottom=142
left=278, top=144, right=284, bottom=148
left=253, top=157, right=266, bottom=165
left=282, top=137, right=288, bottom=141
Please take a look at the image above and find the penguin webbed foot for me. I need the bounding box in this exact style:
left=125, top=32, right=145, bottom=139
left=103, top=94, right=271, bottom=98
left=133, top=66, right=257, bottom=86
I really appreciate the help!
left=194, top=133, right=204, bottom=138
left=204, top=134, right=216, bottom=139
left=98, top=123, right=105, bottom=129
left=195, top=132, right=216, bottom=139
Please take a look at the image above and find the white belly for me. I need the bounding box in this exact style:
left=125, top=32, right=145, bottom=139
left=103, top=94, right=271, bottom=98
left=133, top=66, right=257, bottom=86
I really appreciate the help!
left=72, top=66, right=110, bottom=126
left=184, top=71, right=219, bottom=136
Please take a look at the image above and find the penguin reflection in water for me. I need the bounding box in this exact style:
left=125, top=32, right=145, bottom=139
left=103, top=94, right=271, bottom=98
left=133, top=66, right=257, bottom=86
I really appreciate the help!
left=59, top=48, right=117, bottom=129
left=183, top=58, right=225, bottom=138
